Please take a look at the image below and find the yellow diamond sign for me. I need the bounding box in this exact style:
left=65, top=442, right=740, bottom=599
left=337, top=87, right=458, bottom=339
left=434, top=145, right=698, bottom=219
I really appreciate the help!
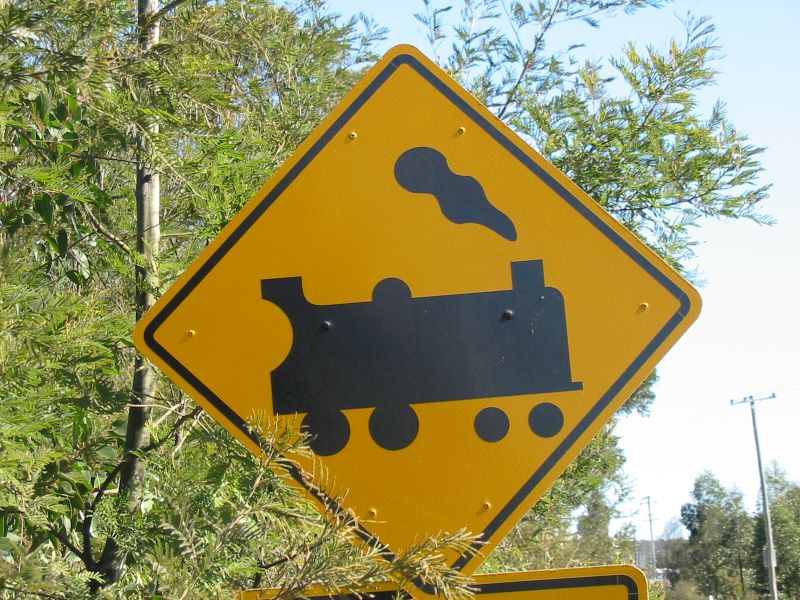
left=134, top=45, right=699, bottom=590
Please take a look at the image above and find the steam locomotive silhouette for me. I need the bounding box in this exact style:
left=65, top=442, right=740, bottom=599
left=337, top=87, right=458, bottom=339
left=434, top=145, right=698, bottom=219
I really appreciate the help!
left=261, top=260, right=582, bottom=456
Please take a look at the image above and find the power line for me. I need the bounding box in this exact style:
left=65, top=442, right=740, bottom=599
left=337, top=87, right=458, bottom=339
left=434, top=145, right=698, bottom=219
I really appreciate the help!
left=757, top=375, right=800, bottom=396
left=620, top=403, right=736, bottom=453
left=772, top=376, right=799, bottom=391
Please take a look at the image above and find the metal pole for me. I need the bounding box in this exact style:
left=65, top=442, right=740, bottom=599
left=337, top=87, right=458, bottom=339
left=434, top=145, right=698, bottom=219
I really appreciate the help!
left=731, top=393, right=778, bottom=600
left=645, top=496, right=657, bottom=580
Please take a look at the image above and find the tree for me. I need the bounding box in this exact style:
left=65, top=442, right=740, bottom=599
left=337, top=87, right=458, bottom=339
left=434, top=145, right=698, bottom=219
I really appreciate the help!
left=680, top=472, right=757, bottom=599
left=659, top=518, right=690, bottom=590
left=753, top=467, right=800, bottom=599
left=575, top=490, right=639, bottom=567
left=667, top=581, right=706, bottom=600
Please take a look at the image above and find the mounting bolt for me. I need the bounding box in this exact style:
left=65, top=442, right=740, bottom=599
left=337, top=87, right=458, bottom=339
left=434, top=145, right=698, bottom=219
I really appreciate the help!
left=483, top=501, right=492, bottom=510
left=457, top=126, right=466, bottom=134
left=321, top=320, right=333, bottom=331
left=502, top=309, right=514, bottom=320
left=187, top=329, right=196, bottom=337
left=348, top=131, right=358, bottom=140
left=368, top=507, right=378, bottom=518
left=640, top=302, right=650, bottom=311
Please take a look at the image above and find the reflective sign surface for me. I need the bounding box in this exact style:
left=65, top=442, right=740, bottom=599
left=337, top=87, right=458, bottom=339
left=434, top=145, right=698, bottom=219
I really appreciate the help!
left=134, top=45, right=699, bottom=595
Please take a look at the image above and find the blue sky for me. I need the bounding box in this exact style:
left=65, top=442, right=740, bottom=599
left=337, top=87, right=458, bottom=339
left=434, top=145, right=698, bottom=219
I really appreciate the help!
left=324, top=0, right=800, bottom=539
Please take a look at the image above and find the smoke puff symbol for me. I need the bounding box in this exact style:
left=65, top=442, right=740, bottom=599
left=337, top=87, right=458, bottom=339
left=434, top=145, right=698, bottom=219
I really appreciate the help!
left=394, top=146, right=517, bottom=241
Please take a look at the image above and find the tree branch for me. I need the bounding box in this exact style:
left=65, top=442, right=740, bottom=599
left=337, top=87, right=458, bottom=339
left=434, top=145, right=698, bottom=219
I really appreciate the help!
left=48, top=526, right=94, bottom=568
left=149, top=0, right=196, bottom=23
left=12, top=126, right=51, bottom=162
left=0, top=584, right=68, bottom=600
left=87, top=406, right=202, bottom=519
left=498, top=0, right=564, bottom=120
left=143, top=406, right=203, bottom=453
left=82, top=203, right=132, bottom=255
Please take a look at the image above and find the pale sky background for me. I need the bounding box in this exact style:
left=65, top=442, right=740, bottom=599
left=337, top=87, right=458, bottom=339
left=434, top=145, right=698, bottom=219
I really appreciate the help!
left=323, top=0, right=800, bottom=540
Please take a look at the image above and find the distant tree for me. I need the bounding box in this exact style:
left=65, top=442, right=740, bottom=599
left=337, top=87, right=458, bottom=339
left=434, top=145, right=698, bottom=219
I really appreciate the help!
left=753, top=466, right=800, bottom=599
left=680, top=472, right=757, bottom=599
left=574, top=490, right=616, bottom=565
left=667, top=580, right=706, bottom=600
left=659, top=517, right=690, bottom=589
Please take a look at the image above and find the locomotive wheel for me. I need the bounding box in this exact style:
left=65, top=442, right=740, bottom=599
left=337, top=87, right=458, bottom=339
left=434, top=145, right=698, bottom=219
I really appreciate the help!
left=369, top=404, right=419, bottom=451
left=301, top=409, right=350, bottom=456
left=474, top=406, right=510, bottom=442
left=528, top=402, right=564, bottom=438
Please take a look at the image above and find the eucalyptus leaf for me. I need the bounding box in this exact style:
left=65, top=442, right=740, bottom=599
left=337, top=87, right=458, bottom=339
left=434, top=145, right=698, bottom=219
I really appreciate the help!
left=56, top=228, right=68, bottom=257
left=33, top=194, right=53, bottom=224
left=34, top=92, right=50, bottom=120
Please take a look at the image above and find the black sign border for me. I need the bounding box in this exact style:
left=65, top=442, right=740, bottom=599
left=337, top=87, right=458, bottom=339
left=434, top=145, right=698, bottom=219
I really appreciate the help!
left=257, top=573, right=643, bottom=599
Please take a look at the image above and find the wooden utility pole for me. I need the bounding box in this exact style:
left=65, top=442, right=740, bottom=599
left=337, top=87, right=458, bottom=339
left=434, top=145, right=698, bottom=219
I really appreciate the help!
left=121, top=0, right=161, bottom=511
left=731, top=393, right=779, bottom=600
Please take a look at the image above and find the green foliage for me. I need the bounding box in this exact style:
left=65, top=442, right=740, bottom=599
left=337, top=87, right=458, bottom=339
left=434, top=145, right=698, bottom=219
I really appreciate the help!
left=668, top=469, right=800, bottom=600
left=666, top=580, right=705, bottom=600
left=524, top=22, right=771, bottom=270
left=417, top=1, right=770, bottom=272
left=648, top=579, right=667, bottom=600
left=680, top=472, right=757, bottom=599
left=659, top=518, right=690, bottom=590
left=0, top=255, right=132, bottom=597
left=573, top=490, right=621, bottom=565
left=753, top=467, right=800, bottom=598
left=620, top=370, right=658, bottom=417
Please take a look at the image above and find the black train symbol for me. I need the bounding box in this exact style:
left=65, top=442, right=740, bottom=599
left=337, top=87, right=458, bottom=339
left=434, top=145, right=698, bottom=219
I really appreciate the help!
left=261, top=260, right=582, bottom=456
